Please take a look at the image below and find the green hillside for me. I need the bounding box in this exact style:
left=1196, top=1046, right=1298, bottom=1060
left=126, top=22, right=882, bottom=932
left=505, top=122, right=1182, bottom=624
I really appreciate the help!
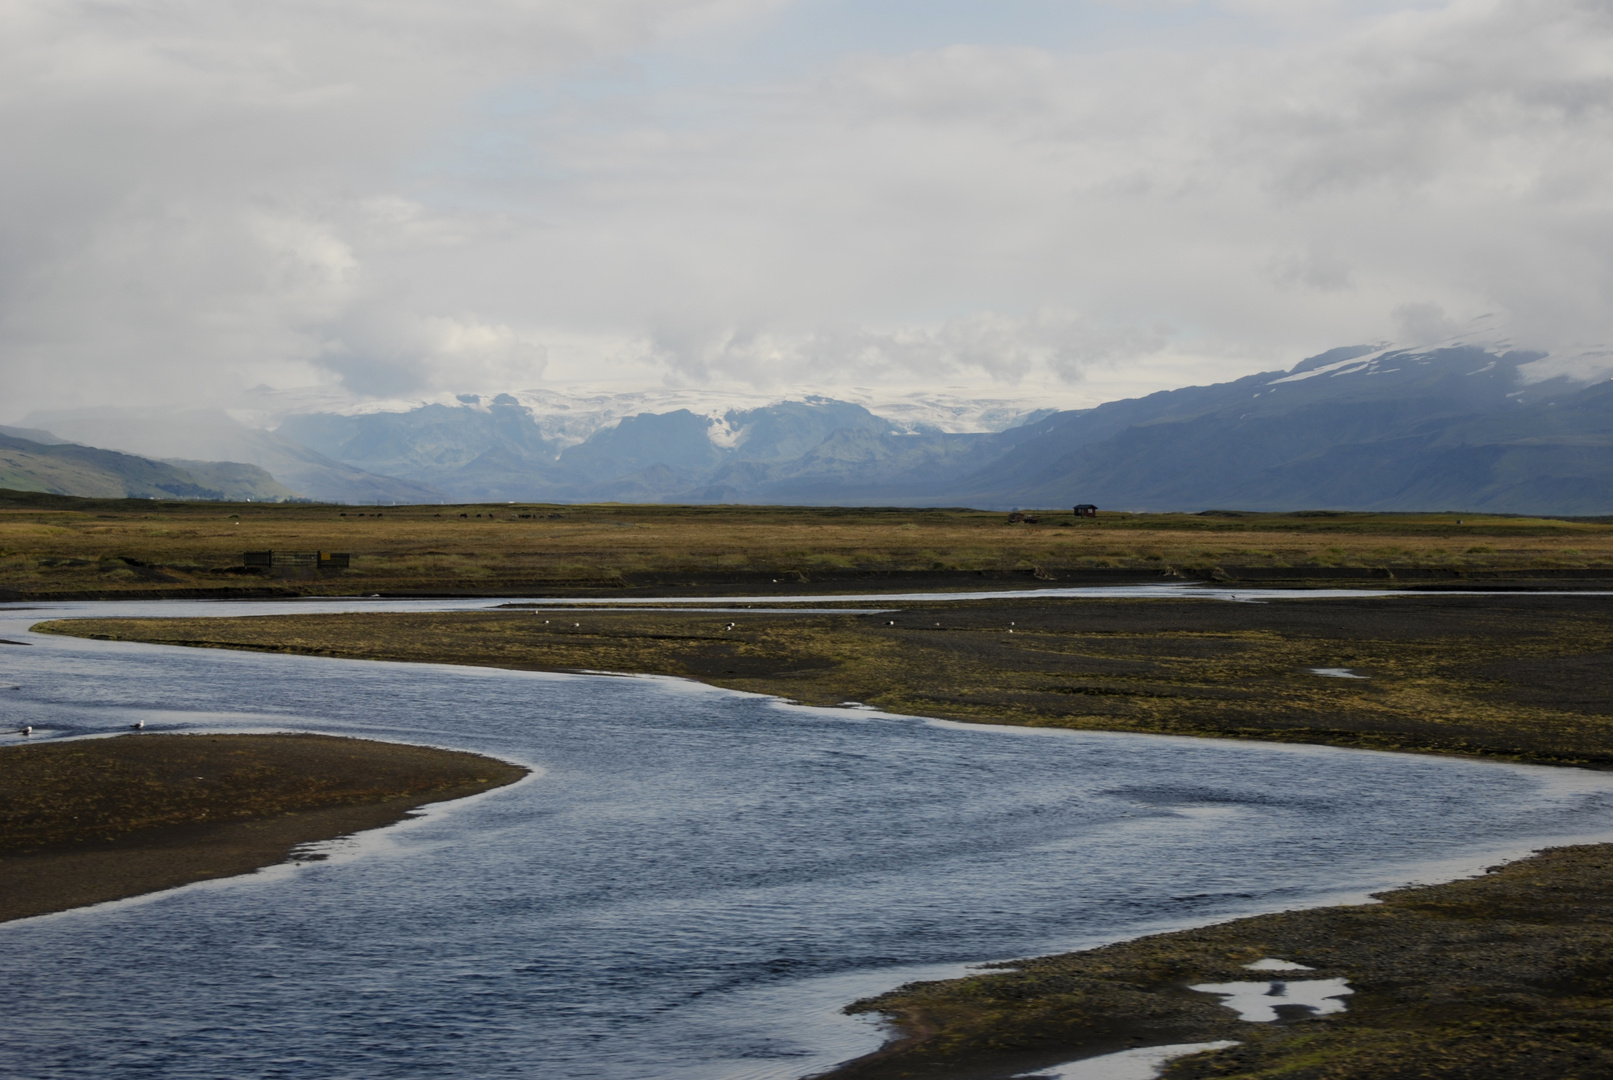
left=0, top=433, right=298, bottom=501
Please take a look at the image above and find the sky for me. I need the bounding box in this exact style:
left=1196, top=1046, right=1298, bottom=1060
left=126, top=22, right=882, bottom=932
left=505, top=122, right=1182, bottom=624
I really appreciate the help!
left=3, top=0, right=1612, bottom=424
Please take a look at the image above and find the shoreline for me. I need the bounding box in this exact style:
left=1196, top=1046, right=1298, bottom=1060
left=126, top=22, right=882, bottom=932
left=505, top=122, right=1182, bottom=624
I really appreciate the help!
left=0, top=733, right=528, bottom=923
left=815, top=840, right=1613, bottom=1080
left=6, top=563, right=1613, bottom=604
left=40, top=592, right=1613, bottom=769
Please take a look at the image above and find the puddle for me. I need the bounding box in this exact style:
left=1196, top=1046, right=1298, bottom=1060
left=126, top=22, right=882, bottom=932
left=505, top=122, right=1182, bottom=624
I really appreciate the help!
left=1017, top=1041, right=1240, bottom=1079
left=1310, top=667, right=1368, bottom=679
left=1189, top=978, right=1352, bottom=1022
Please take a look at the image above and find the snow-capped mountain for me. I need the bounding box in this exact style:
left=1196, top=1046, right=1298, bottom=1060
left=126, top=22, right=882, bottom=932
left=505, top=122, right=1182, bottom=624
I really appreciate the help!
left=256, top=340, right=1610, bottom=513
left=948, top=343, right=1613, bottom=513
left=21, top=338, right=1613, bottom=512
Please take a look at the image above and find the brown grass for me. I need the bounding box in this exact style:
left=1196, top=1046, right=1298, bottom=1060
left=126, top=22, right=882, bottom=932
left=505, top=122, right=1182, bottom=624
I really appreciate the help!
left=3, top=491, right=1611, bottom=598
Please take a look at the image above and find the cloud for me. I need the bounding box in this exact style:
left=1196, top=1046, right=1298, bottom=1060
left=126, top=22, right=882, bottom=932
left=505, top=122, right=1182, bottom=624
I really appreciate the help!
left=1391, top=302, right=1461, bottom=347
left=424, top=0, right=1613, bottom=394
left=0, top=0, right=779, bottom=414
left=3, top=0, right=1613, bottom=421
left=319, top=307, right=549, bottom=398
left=644, top=311, right=1170, bottom=390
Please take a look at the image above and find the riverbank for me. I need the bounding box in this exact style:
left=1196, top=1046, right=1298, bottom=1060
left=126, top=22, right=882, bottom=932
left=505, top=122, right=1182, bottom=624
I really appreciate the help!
left=41, top=591, right=1613, bottom=767
left=0, top=733, right=528, bottom=922
left=822, top=841, right=1613, bottom=1080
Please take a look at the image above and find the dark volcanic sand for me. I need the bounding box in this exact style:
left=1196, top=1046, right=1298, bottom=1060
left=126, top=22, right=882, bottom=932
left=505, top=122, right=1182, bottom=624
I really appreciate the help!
left=0, top=733, right=527, bottom=922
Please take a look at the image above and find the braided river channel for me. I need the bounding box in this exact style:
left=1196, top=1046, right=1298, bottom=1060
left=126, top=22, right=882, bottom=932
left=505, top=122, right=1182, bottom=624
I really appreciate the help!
left=4, top=593, right=1613, bottom=1080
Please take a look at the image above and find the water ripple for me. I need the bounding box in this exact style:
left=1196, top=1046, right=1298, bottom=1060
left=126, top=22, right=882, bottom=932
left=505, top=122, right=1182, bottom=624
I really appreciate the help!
left=2, top=601, right=1612, bottom=1079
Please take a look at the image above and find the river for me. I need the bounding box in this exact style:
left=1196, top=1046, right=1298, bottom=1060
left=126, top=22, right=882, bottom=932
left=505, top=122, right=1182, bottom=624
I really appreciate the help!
left=3, top=594, right=1612, bottom=1080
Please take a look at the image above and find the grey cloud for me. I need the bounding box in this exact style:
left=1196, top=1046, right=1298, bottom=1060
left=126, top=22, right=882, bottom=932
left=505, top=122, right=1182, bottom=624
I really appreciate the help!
left=484, top=0, right=1613, bottom=384
left=0, top=0, right=777, bottom=415
left=4, top=0, right=1612, bottom=422
left=1270, top=249, right=1355, bottom=293
left=1392, top=302, right=1461, bottom=347
left=645, top=312, right=1167, bottom=390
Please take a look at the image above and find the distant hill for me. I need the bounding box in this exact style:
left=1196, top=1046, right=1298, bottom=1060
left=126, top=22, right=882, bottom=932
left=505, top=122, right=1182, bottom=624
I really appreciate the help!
left=265, top=344, right=1613, bottom=514
left=20, top=410, right=445, bottom=505
left=0, top=432, right=297, bottom=501
left=951, top=345, right=1612, bottom=514
left=19, top=342, right=1610, bottom=512
left=275, top=396, right=926, bottom=502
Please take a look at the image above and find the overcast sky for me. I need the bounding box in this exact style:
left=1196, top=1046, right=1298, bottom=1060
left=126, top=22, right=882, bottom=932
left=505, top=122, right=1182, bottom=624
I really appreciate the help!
left=4, top=0, right=1611, bottom=423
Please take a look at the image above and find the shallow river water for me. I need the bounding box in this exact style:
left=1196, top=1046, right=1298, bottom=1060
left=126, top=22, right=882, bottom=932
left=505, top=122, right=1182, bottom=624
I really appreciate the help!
left=3, top=594, right=1613, bottom=1080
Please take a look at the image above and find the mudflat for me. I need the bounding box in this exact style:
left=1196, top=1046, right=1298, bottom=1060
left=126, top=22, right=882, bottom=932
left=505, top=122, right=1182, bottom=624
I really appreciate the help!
left=0, top=733, right=527, bottom=922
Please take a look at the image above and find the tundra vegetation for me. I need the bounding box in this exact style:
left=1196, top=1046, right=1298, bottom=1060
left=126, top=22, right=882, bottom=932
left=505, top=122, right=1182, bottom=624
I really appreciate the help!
left=0, top=490, right=1610, bottom=598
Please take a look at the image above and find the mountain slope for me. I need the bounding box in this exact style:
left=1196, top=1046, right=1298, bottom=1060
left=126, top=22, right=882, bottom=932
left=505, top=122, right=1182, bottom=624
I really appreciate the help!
left=220, top=341, right=1613, bottom=513
left=0, top=433, right=296, bottom=501
left=23, top=410, right=445, bottom=504
left=957, top=345, right=1608, bottom=513
left=274, top=398, right=942, bottom=502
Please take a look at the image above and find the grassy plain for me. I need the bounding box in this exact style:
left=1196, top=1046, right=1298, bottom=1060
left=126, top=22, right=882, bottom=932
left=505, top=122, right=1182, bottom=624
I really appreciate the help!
left=0, top=733, right=527, bottom=921
left=2, top=489, right=1612, bottom=597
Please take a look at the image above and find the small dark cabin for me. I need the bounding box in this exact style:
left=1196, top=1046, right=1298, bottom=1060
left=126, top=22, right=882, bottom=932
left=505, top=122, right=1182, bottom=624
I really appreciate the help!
left=243, top=551, right=350, bottom=572
left=1073, top=504, right=1098, bottom=518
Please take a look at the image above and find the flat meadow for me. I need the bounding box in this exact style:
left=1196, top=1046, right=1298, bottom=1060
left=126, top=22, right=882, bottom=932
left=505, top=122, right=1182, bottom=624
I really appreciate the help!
left=2, top=491, right=1610, bottom=597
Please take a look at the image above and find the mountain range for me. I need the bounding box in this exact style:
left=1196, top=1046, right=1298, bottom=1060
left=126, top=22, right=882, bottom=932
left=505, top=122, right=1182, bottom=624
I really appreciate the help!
left=13, top=342, right=1613, bottom=514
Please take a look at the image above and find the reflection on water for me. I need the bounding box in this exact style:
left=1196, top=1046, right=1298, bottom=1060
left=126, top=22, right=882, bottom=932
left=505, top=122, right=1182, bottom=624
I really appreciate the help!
left=1189, top=978, right=1353, bottom=1022
left=1025, top=1041, right=1242, bottom=1080
left=2, top=599, right=1613, bottom=1079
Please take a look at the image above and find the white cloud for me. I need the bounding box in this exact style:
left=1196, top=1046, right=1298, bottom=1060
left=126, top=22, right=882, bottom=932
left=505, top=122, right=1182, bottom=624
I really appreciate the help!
left=0, top=0, right=781, bottom=415
left=425, top=0, right=1613, bottom=398
left=636, top=311, right=1171, bottom=390
left=3, top=0, right=1612, bottom=422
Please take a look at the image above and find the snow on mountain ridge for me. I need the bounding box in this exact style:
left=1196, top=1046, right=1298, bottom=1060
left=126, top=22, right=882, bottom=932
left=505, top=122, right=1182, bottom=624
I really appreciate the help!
left=268, top=386, right=1071, bottom=447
